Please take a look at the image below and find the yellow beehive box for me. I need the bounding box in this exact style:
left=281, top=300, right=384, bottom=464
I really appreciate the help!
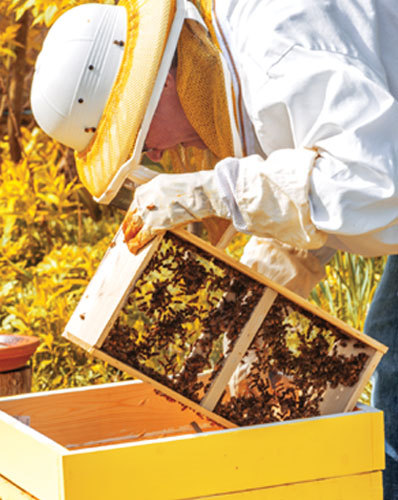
left=0, top=380, right=384, bottom=500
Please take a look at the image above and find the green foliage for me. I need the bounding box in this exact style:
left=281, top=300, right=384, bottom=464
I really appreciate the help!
left=0, top=126, right=130, bottom=391
left=310, top=252, right=386, bottom=403
left=0, top=0, right=131, bottom=390
left=4, top=0, right=116, bottom=27
left=310, top=252, right=385, bottom=331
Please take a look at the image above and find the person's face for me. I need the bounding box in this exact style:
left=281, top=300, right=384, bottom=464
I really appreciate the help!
left=143, top=68, right=206, bottom=162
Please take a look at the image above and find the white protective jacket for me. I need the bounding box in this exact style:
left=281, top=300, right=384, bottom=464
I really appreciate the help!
left=209, top=0, right=398, bottom=296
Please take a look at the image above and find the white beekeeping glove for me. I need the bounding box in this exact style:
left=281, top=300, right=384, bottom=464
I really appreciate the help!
left=122, top=170, right=230, bottom=253
left=240, top=236, right=326, bottom=298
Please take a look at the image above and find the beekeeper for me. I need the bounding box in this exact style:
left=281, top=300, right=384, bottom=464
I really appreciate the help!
left=31, top=0, right=398, bottom=495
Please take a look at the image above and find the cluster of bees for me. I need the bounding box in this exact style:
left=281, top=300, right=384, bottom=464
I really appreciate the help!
left=102, top=233, right=370, bottom=426
left=215, top=296, right=370, bottom=425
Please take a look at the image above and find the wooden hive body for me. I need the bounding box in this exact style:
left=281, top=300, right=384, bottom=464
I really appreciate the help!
left=63, top=227, right=387, bottom=428
left=0, top=383, right=385, bottom=500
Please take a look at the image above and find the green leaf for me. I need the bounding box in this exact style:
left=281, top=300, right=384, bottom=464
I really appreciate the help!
left=44, top=4, right=58, bottom=26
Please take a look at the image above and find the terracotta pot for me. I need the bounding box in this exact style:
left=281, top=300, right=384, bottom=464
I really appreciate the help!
left=0, top=335, right=40, bottom=373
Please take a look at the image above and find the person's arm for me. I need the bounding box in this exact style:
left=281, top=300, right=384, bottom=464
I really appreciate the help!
left=224, top=44, right=398, bottom=257
left=121, top=149, right=327, bottom=255
left=123, top=48, right=398, bottom=257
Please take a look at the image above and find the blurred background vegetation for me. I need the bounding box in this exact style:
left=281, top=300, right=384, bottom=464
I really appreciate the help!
left=0, top=0, right=386, bottom=398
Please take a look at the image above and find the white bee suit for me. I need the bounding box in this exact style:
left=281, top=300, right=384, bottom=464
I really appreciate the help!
left=123, top=0, right=398, bottom=390
left=202, top=0, right=398, bottom=391
left=127, top=0, right=398, bottom=294
left=205, top=0, right=398, bottom=295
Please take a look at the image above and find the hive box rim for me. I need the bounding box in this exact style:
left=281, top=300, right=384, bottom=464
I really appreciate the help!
left=0, top=380, right=382, bottom=453
left=0, top=381, right=385, bottom=500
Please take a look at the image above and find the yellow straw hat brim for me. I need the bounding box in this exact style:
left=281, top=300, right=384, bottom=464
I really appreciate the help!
left=75, top=0, right=177, bottom=201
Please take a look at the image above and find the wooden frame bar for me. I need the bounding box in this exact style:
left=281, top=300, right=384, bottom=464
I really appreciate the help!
left=63, top=227, right=387, bottom=427
left=201, top=287, right=277, bottom=411
left=65, top=229, right=164, bottom=350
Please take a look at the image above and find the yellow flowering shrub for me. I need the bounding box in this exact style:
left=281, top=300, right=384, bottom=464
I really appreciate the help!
left=0, top=127, right=130, bottom=390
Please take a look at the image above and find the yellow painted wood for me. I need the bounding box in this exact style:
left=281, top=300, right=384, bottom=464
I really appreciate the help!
left=62, top=407, right=384, bottom=500
left=0, top=410, right=64, bottom=500
left=194, top=472, right=383, bottom=499
left=0, top=471, right=383, bottom=500
left=0, top=474, right=38, bottom=500
left=0, top=383, right=385, bottom=500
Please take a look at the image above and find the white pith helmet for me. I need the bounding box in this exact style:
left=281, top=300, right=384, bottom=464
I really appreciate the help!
left=31, top=3, right=127, bottom=152
left=31, top=0, right=207, bottom=206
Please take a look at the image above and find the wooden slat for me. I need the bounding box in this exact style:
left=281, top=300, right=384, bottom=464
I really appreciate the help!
left=0, top=380, right=223, bottom=448
left=0, top=410, right=64, bottom=500
left=190, top=472, right=382, bottom=499
left=63, top=231, right=164, bottom=348
left=201, top=287, right=278, bottom=411
left=91, top=347, right=236, bottom=429
left=214, top=223, right=237, bottom=250
left=343, top=350, right=384, bottom=413
left=0, top=474, right=39, bottom=500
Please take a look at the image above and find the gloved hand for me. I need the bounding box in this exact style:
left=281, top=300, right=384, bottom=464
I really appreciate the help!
left=122, top=170, right=230, bottom=254
left=240, top=236, right=326, bottom=298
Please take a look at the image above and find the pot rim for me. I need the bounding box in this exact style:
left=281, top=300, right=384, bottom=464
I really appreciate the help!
left=0, top=335, right=40, bottom=354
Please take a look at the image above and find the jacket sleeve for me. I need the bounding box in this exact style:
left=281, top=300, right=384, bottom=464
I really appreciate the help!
left=215, top=45, right=398, bottom=257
